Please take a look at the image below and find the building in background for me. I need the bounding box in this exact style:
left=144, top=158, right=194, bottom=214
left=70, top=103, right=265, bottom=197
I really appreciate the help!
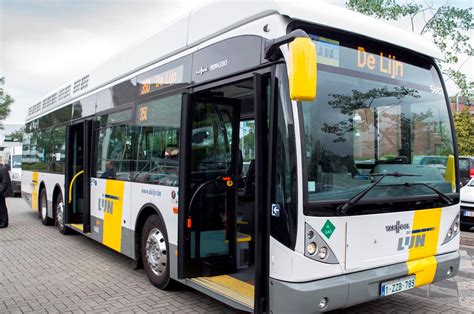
left=450, top=96, right=473, bottom=115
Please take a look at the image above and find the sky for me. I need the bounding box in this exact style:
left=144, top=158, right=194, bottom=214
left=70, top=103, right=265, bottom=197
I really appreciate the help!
left=0, top=0, right=472, bottom=125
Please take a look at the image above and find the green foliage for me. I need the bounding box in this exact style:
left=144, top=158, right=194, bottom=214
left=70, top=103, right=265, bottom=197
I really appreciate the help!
left=346, top=0, right=420, bottom=20
left=346, top=0, right=473, bottom=96
left=453, top=107, right=474, bottom=156
left=0, top=77, right=13, bottom=129
left=9, top=127, right=24, bottom=142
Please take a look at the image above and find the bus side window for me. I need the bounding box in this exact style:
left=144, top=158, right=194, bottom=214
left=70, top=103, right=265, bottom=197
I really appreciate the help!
left=95, top=125, right=133, bottom=180
left=133, top=94, right=181, bottom=186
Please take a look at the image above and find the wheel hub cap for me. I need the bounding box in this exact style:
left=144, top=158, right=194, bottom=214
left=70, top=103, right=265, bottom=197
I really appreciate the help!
left=145, top=228, right=167, bottom=276
left=41, top=203, right=47, bottom=219
left=56, top=202, right=64, bottom=228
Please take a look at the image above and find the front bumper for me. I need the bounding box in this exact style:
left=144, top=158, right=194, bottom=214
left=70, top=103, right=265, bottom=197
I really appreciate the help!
left=270, top=251, right=460, bottom=313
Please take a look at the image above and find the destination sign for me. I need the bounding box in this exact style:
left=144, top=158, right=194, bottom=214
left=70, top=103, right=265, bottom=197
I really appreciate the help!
left=357, top=46, right=404, bottom=79
left=138, top=65, right=184, bottom=96
left=310, top=30, right=440, bottom=90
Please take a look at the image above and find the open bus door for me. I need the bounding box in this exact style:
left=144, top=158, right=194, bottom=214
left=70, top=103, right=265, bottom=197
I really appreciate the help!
left=64, top=119, right=94, bottom=233
left=178, top=94, right=241, bottom=278
left=178, top=73, right=272, bottom=312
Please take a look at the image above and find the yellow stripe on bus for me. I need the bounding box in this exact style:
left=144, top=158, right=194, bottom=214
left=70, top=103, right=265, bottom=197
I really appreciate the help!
left=406, top=207, right=442, bottom=287
left=31, top=172, right=39, bottom=211
left=406, top=256, right=437, bottom=287
left=102, top=180, right=125, bottom=252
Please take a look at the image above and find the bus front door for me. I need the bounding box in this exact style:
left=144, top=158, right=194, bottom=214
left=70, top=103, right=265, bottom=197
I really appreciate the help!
left=179, top=95, right=240, bottom=278
left=65, top=120, right=93, bottom=233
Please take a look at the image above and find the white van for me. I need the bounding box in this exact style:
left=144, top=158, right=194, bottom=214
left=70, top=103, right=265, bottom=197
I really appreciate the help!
left=9, top=146, right=22, bottom=194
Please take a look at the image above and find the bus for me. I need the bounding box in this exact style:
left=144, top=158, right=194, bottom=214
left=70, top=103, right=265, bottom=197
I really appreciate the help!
left=22, top=1, right=461, bottom=312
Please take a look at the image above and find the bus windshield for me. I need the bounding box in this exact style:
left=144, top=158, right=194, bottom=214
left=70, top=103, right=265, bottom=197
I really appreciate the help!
left=299, top=29, right=455, bottom=212
left=12, top=155, right=22, bottom=168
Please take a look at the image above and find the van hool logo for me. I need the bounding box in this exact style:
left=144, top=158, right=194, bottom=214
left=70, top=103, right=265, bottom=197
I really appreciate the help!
left=385, top=221, right=410, bottom=234
left=98, top=194, right=120, bottom=214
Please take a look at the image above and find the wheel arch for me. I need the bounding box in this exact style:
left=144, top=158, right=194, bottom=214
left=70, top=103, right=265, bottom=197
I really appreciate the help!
left=134, top=203, right=167, bottom=262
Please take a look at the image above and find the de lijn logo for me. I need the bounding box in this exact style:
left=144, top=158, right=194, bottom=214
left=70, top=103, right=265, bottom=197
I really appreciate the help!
left=397, top=227, right=435, bottom=251
left=98, top=194, right=120, bottom=214
left=321, top=220, right=336, bottom=240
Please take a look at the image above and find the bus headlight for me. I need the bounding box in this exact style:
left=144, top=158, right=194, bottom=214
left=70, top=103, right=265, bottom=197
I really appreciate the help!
left=318, top=246, right=328, bottom=259
left=442, top=214, right=460, bottom=245
left=12, top=173, right=19, bottom=180
left=307, top=242, right=317, bottom=255
left=304, top=223, right=339, bottom=264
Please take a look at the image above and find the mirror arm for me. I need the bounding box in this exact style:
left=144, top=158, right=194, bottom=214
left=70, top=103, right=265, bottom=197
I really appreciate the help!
left=264, top=29, right=310, bottom=61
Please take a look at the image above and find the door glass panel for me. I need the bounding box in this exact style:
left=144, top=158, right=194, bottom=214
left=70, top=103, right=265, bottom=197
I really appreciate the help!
left=190, top=100, right=236, bottom=259
left=71, top=124, right=84, bottom=218
left=240, top=120, right=255, bottom=174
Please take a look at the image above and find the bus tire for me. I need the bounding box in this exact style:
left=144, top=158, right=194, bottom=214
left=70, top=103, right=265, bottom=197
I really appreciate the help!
left=55, top=193, right=70, bottom=235
left=141, top=214, right=171, bottom=290
left=40, top=188, right=53, bottom=225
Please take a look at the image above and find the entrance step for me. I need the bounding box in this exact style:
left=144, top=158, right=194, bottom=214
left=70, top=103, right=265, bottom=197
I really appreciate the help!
left=69, top=224, right=90, bottom=234
left=190, top=275, right=254, bottom=310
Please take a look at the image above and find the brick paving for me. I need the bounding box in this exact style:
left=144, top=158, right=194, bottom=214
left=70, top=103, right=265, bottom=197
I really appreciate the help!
left=0, top=198, right=473, bottom=313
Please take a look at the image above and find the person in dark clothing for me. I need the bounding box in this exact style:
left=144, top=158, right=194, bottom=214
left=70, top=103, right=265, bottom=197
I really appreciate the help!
left=101, top=160, right=116, bottom=179
left=0, top=164, right=13, bottom=228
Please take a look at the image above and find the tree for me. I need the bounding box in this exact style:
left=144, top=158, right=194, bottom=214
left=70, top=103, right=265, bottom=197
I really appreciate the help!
left=453, top=107, right=474, bottom=156
left=9, top=127, right=24, bottom=142
left=346, top=0, right=473, bottom=97
left=321, top=86, right=420, bottom=143
left=0, top=77, right=13, bottom=129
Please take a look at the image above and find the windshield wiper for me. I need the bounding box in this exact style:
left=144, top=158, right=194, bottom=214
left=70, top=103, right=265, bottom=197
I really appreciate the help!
left=404, top=182, right=454, bottom=205
left=336, top=172, right=421, bottom=216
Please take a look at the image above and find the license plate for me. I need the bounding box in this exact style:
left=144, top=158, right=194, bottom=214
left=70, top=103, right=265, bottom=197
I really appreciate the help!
left=463, top=210, right=474, bottom=217
left=380, top=275, right=416, bottom=297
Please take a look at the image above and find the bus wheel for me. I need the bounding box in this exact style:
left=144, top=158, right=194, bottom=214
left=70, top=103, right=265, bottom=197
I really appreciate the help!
left=40, top=188, right=53, bottom=225
left=55, top=193, right=70, bottom=234
left=142, top=215, right=171, bottom=289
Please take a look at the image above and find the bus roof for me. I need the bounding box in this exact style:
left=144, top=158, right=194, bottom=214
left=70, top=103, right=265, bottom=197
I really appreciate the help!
left=26, top=0, right=441, bottom=123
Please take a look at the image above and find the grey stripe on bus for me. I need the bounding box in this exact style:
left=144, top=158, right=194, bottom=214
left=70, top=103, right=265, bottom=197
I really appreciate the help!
left=169, top=243, right=178, bottom=280
left=121, top=227, right=135, bottom=259
left=90, top=215, right=136, bottom=259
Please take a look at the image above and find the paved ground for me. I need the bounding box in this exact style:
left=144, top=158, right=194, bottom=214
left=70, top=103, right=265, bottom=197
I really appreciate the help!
left=0, top=198, right=473, bottom=313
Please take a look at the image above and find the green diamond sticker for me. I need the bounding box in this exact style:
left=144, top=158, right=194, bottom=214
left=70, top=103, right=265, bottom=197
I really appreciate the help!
left=321, top=219, right=336, bottom=239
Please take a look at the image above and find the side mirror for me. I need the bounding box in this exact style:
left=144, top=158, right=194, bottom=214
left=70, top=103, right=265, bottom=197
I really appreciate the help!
left=288, top=37, right=317, bottom=101
left=444, top=155, right=456, bottom=192
left=263, top=30, right=317, bottom=102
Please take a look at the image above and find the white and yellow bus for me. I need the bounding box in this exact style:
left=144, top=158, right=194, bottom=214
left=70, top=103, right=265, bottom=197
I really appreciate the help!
left=22, top=1, right=461, bottom=312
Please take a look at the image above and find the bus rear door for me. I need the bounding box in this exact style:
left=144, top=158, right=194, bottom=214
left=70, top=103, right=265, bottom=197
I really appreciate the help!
left=65, top=120, right=94, bottom=233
